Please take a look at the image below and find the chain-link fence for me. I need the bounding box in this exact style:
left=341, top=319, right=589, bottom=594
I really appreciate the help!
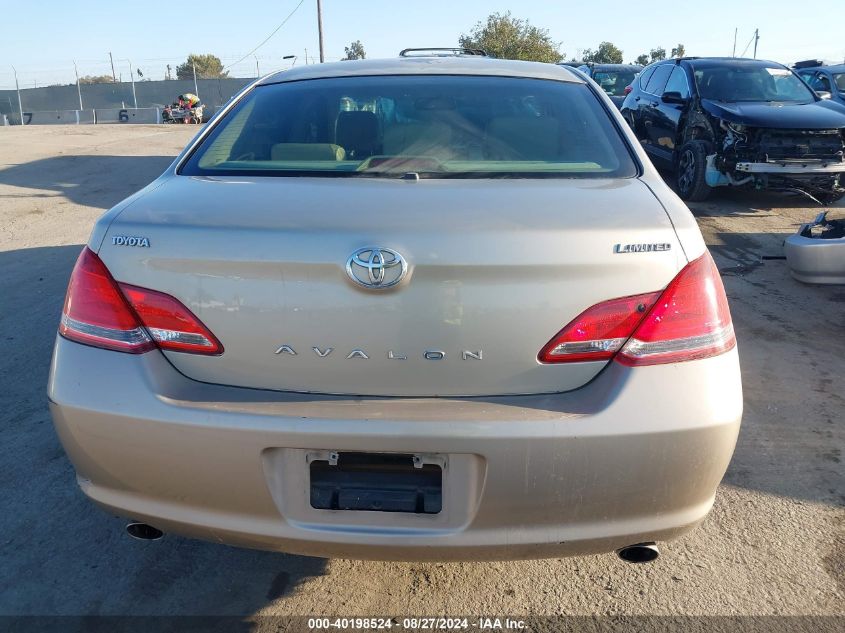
left=0, top=53, right=342, bottom=125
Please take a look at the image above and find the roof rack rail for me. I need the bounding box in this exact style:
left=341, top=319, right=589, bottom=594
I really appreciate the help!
left=399, top=47, right=489, bottom=58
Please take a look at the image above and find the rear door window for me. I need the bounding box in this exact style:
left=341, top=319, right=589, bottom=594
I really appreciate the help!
left=663, top=67, right=690, bottom=97
left=644, top=65, right=672, bottom=95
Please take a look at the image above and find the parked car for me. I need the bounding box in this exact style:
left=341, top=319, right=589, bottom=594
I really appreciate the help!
left=49, top=54, right=742, bottom=562
left=576, top=63, right=642, bottom=108
left=621, top=57, right=845, bottom=202
left=794, top=60, right=845, bottom=107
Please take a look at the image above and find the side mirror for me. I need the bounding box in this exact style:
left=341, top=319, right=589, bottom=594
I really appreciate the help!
left=661, top=91, right=687, bottom=104
left=816, top=90, right=832, bottom=100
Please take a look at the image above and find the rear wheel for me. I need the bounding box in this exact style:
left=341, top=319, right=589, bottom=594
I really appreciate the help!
left=676, top=140, right=712, bottom=202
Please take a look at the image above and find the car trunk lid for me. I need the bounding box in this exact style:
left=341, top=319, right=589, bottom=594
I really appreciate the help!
left=99, top=175, right=685, bottom=396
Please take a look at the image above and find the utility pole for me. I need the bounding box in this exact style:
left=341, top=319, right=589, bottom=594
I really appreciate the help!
left=127, top=59, right=138, bottom=109
left=304, top=48, right=308, bottom=65
left=254, top=54, right=260, bottom=78
left=73, top=60, right=83, bottom=110
left=12, top=65, right=24, bottom=126
left=192, top=62, right=199, bottom=99
left=732, top=28, right=737, bottom=57
left=753, top=28, right=759, bottom=59
left=109, top=52, right=117, bottom=82
left=316, top=0, right=325, bottom=62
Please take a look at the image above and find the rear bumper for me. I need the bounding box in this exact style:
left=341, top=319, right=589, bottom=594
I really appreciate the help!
left=48, top=337, right=742, bottom=561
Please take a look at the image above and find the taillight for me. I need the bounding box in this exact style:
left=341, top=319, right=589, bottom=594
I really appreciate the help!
left=538, top=292, right=660, bottom=363
left=624, top=84, right=633, bottom=95
left=538, top=252, right=735, bottom=366
left=60, top=247, right=222, bottom=355
left=60, top=248, right=155, bottom=353
left=617, top=252, right=734, bottom=366
left=118, top=283, right=222, bottom=354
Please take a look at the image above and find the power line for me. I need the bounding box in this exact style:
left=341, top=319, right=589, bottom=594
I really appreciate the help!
left=739, top=32, right=756, bottom=58
left=222, top=0, right=306, bottom=72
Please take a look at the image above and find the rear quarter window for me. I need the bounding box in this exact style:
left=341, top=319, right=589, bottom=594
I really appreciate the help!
left=637, top=66, right=656, bottom=90
left=181, top=75, right=637, bottom=179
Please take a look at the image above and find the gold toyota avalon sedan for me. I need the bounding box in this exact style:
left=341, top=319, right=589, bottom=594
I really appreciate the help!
left=48, top=50, right=742, bottom=562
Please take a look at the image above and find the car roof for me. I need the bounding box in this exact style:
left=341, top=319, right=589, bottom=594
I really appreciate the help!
left=581, top=64, right=642, bottom=71
left=259, top=56, right=585, bottom=85
left=679, top=57, right=788, bottom=70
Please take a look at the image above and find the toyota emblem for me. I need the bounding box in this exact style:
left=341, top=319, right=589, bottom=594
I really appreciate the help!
left=346, top=247, right=408, bottom=289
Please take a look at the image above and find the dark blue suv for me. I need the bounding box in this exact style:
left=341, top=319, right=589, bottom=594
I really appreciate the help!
left=574, top=63, right=642, bottom=109
left=794, top=62, right=845, bottom=107
left=621, top=57, right=845, bottom=202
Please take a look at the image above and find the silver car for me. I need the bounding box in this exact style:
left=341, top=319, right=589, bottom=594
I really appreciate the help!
left=48, top=54, right=742, bottom=562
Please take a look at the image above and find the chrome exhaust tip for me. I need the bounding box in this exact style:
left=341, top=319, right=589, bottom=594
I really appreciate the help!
left=616, top=542, right=659, bottom=563
left=125, top=522, right=164, bottom=541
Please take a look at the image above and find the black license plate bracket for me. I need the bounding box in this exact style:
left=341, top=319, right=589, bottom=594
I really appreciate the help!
left=309, top=452, right=443, bottom=514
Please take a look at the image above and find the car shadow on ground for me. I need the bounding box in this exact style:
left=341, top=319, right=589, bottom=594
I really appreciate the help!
left=0, top=155, right=177, bottom=210
left=0, top=245, right=328, bottom=617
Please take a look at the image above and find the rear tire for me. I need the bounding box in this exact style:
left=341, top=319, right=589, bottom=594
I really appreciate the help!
left=676, top=140, right=712, bottom=202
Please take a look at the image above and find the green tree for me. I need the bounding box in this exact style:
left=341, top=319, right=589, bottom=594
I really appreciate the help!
left=343, top=40, right=366, bottom=60
left=459, top=12, right=562, bottom=63
left=671, top=43, right=686, bottom=58
left=78, top=75, right=114, bottom=85
left=582, top=41, right=624, bottom=64
left=634, top=53, right=650, bottom=66
left=176, top=54, right=228, bottom=80
left=649, top=47, right=667, bottom=63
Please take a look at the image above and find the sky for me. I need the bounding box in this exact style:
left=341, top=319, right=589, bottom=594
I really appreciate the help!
left=0, top=0, right=842, bottom=89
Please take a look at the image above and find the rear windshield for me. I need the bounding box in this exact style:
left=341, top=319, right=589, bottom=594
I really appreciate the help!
left=834, top=73, right=845, bottom=92
left=592, top=69, right=638, bottom=97
left=180, top=75, right=636, bottom=178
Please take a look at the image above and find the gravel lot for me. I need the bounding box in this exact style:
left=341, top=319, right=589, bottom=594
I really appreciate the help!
left=0, top=126, right=842, bottom=625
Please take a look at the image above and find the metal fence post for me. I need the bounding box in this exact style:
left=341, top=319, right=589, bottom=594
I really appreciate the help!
left=12, top=65, right=24, bottom=125
left=73, top=61, right=84, bottom=110
left=127, top=59, right=138, bottom=109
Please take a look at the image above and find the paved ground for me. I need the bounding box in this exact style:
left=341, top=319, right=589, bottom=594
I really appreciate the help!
left=0, top=126, right=842, bottom=623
